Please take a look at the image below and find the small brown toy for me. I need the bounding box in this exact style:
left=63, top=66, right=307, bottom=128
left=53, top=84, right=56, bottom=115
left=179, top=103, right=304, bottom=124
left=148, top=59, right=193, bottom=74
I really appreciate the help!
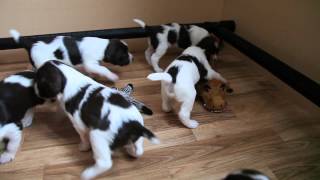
left=196, top=79, right=233, bottom=112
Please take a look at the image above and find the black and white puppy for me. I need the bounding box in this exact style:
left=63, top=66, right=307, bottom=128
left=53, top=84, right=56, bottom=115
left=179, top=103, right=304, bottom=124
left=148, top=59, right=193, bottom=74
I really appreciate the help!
left=148, top=46, right=227, bottom=128
left=10, top=29, right=134, bottom=82
left=0, top=71, right=44, bottom=164
left=34, top=60, right=159, bottom=180
left=134, top=19, right=221, bottom=72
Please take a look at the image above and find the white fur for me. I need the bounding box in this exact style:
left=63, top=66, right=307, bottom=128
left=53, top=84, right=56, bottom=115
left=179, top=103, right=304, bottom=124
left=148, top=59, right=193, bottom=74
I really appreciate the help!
left=41, top=61, right=158, bottom=179
left=0, top=123, right=22, bottom=164
left=9, top=30, right=133, bottom=82
left=4, top=75, right=33, bottom=87
left=147, top=47, right=227, bottom=129
left=134, top=19, right=212, bottom=72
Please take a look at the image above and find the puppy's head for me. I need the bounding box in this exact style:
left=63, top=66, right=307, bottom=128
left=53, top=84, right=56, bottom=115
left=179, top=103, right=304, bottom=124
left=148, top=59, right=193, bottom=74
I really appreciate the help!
left=197, top=35, right=222, bottom=60
left=104, top=39, right=134, bottom=66
left=34, top=61, right=66, bottom=99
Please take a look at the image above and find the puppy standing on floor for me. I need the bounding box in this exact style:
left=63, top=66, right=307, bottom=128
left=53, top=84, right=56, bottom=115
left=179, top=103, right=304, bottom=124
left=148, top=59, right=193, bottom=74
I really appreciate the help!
left=0, top=71, right=44, bottom=164
left=9, top=29, right=134, bottom=82
left=34, top=60, right=159, bottom=180
left=148, top=46, right=227, bottom=128
left=133, top=19, right=221, bottom=72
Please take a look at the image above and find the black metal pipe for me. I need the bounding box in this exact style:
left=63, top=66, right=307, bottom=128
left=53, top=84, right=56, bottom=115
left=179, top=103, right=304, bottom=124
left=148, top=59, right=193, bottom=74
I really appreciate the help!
left=0, top=20, right=235, bottom=50
left=211, top=27, right=320, bottom=107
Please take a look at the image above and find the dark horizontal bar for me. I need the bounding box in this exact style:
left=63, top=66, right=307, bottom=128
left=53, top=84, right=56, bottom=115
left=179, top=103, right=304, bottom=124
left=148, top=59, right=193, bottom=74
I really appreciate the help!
left=0, top=20, right=235, bottom=50
left=211, top=26, right=320, bottom=107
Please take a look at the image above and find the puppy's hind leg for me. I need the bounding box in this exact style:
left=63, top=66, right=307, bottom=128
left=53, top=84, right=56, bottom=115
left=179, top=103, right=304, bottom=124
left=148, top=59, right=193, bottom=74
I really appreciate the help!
left=177, top=89, right=199, bottom=129
left=145, top=45, right=154, bottom=65
left=150, top=44, right=168, bottom=72
left=0, top=124, right=22, bottom=164
left=83, top=63, right=119, bottom=82
left=81, top=130, right=112, bottom=180
left=125, top=137, right=144, bottom=158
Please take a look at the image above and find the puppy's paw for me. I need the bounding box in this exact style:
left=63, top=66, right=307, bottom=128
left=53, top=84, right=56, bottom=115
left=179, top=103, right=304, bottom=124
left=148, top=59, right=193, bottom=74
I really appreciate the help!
left=184, top=120, right=199, bottom=129
left=79, top=142, right=91, bottom=152
left=154, top=67, right=163, bottom=73
left=107, top=73, right=119, bottom=82
left=0, top=152, right=15, bottom=164
left=162, top=104, right=172, bottom=113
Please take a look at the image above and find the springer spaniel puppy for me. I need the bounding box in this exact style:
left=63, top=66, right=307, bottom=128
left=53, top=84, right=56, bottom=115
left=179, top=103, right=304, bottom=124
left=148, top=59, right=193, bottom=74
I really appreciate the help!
left=0, top=71, right=44, bottom=164
left=34, top=60, right=159, bottom=180
left=10, top=29, right=134, bottom=82
left=147, top=46, right=227, bottom=128
left=133, top=19, right=221, bottom=72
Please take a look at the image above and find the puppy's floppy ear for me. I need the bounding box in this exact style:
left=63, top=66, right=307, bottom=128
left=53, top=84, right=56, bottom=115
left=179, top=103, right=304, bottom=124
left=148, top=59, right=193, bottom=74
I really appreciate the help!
left=35, top=62, right=66, bottom=98
left=104, top=39, right=130, bottom=66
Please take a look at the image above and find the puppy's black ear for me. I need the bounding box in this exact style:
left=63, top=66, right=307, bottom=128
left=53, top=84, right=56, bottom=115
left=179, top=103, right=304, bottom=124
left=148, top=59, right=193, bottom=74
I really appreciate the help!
left=104, top=39, right=130, bottom=66
left=35, top=62, right=66, bottom=98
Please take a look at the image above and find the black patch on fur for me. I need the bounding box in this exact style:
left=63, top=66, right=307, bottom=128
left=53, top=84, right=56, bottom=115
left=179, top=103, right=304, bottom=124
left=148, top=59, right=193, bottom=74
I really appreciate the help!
left=110, top=121, right=155, bottom=150
left=108, top=93, right=131, bottom=108
left=224, top=174, right=254, bottom=180
left=167, top=66, right=179, bottom=84
left=35, top=61, right=67, bottom=98
left=80, top=87, right=109, bottom=130
left=14, top=71, right=35, bottom=79
left=241, top=169, right=263, bottom=175
left=54, top=49, right=64, bottom=60
left=0, top=73, right=44, bottom=127
left=196, top=36, right=219, bottom=60
left=42, top=36, right=57, bottom=44
left=65, top=84, right=90, bottom=115
left=3, top=137, right=9, bottom=150
left=168, top=30, right=177, bottom=44
left=145, top=26, right=164, bottom=49
left=63, top=37, right=82, bottom=65
left=178, top=55, right=208, bottom=80
left=177, top=25, right=192, bottom=49
left=104, top=39, right=130, bottom=66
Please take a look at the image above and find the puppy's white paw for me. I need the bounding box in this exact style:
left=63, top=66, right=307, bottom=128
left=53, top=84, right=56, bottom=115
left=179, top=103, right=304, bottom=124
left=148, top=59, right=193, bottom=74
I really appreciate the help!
left=79, top=142, right=91, bottom=152
left=0, top=152, right=15, bottom=164
left=81, top=168, right=95, bottom=180
left=184, top=120, right=199, bottom=129
left=154, top=67, right=163, bottom=73
left=107, top=73, right=119, bottom=82
left=162, top=104, right=172, bottom=113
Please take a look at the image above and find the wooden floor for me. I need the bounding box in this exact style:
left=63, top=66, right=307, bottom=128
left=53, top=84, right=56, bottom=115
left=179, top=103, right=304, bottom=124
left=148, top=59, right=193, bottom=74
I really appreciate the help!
left=0, top=48, right=319, bottom=180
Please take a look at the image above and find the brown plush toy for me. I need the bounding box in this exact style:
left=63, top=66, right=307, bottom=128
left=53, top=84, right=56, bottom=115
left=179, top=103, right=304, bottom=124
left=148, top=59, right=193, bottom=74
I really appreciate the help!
left=196, top=79, right=233, bottom=112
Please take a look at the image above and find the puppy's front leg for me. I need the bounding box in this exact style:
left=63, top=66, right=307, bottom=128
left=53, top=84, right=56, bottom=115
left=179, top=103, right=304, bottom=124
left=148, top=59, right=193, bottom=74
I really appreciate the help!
left=81, top=130, right=112, bottom=180
left=84, top=63, right=119, bottom=82
left=0, top=124, right=22, bottom=164
left=202, top=59, right=227, bottom=83
left=178, top=90, right=199, bottom=129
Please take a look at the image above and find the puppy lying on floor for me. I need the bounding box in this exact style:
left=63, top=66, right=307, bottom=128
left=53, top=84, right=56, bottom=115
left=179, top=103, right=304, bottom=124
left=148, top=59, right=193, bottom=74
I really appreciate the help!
left=34, top=60, right=159, bottom=180
left=10, top=29, right=134, bottom=82
left=147, top=46, right=227, bottom=128
left=134, top=18, right=221, bottom=72
left=0, top=71, right=44, bottom=164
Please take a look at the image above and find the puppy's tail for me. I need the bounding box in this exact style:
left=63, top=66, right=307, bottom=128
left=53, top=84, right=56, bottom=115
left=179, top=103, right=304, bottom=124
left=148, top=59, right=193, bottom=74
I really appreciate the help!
left=141, top=126, right=160, bottom=144
left=147, top=73, right=172, bottom=83
left=9, top=29, right=34, bottom=51
left=133, top=18, right=146, bottom=28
